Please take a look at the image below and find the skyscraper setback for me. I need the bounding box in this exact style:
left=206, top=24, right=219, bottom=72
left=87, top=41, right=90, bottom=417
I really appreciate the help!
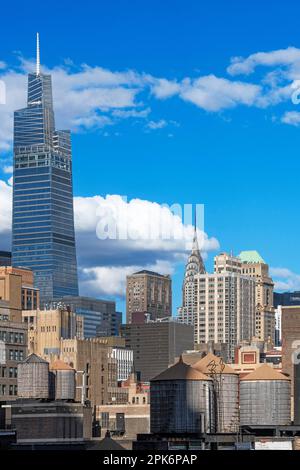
left=12, top=34, right=78, bottom=304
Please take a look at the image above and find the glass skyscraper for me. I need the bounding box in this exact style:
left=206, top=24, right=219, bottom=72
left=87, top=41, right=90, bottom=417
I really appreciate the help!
left=12, top=34, right=79, bottom=305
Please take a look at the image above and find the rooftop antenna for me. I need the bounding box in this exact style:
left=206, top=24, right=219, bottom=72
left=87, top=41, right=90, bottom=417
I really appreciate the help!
left=36, top=32, right=40, bottom=76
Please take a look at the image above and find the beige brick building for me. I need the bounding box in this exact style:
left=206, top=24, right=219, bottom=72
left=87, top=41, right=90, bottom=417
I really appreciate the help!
left=0, top=267, right=39, bottom=321
left=21, top=308, right=128, bottom=407
left=126, top=270, right=172, bottom=323
left=22, top=308, right=83, bottom=357
left=238, top=251, right=275, bottom=342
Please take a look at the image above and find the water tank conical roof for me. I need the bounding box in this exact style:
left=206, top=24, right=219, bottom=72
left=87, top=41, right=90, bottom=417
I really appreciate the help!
left=23, top=353, right=48, bottom=364
left=151, top=356, right=212, bottom=381
left=192, top=353, right=237, bottom=375
left=241, top=364, right=290, bottom=381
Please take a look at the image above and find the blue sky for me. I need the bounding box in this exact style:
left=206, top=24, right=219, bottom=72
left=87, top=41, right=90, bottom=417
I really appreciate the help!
left=1, top=0, right=300, bottom=316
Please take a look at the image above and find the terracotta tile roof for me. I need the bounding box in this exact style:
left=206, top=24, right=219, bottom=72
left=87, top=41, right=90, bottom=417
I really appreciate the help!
left=192, top=353, right=237, bottom=375
left=240, top=363, right=290, bottom=381
left=50, top=359, right=74, bottom=371
left=151, top=356, right=212, bottom=382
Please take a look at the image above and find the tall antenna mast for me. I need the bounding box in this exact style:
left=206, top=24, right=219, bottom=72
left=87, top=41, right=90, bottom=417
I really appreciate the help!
left=36, top=32, right=40, bottom=76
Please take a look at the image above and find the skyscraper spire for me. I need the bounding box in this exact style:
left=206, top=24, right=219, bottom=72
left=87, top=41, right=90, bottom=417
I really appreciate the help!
left=36, top=32, right=40, bottom=76
left=177, top=209, right=206, bottom=325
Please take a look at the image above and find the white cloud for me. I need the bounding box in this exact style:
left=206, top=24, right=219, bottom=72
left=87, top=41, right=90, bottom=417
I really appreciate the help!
left=227, top=47, right=300, bottom=76
left=0, top=61, right=149, bottom=151
left=2, top=165, right=13, bottom=174
left=150, top=78, right=181, bottom=99
left=112, top=107, right=151, bottom=119
left=151, top=74, right=263, bottom=111
left=80, top=260, right=174, bottom=298
left=0, top=178, right=219, bottom=298
left=179, top=75, right=261, bottom=111
left=281, top=111, right=300, bottom=126
left=2, top=46, right=300, bottom=151
left=147, top=119, right=168, bottom=129
left=0, top=178, right=12, bottom=232
left=270, top=267, right=300, bottom=291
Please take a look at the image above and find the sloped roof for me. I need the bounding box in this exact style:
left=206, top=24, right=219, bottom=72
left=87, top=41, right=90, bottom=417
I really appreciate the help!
left=238, top=250, right=265, bottom=264
left=151, top=356, right=212, bottom=382
left=240, top=364, right=290, bottom=381
left=23, top=353, right=48, bottom=364
left=192, top=353, right=237, bottom=375
left=181, top=352, right=205, bottom=365
left=50, top=359, right=74, bottom=371
left=93, top=437, right=125, bottom=450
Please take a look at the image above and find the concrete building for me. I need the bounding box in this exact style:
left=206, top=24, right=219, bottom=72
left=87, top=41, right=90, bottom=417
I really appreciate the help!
left=90, top=336, right=133, bottom=382
left=60, top=337, right=128, bottom=406
left=238, top=251, right=275, bottom=342
left=121, top=319, right=194, bottom=381
left=97, top=404, right=150, bottom=443
left=282, top=306, right=300, bottom=396
left=22, top=308, right=84, bottom=359
left=177, top=227, right=206, bottom=325
left=110, top=347, right=133, bottom=382
left=193, top=253, right=256, bottom=362
left=8, top=400, right=92, bottom=446
left=2, top=353, right=92, bottom=447
left=126, top=270, right=172, bottom=323
left=55, top=295, right=120, bottom=338
left=97, top=374, right=150, bottom=443
left=121, top=373, right=150, bottom=405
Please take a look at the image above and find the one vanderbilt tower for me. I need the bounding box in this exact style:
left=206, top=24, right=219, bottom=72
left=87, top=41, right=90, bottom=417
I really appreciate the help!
left=12, top=34, right=79, bottom=304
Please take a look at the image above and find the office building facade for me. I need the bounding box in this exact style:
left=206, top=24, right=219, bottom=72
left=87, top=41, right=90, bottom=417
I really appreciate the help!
left=126, top=270, right=172, bottom=323
left=238, top=251, right=275, bottom=342
left=12, top=35, right=78, bottom=304
left=121, top=320, right=194, bottom=382
left=194, top=253, right=256, bottom=362
left=56, top=296, right=120, bottom=338
left=0, top=307, right=27, bottom=401
left=0, top=272, right=28, bottom=401
left=22, top=307, right=84, bottom=359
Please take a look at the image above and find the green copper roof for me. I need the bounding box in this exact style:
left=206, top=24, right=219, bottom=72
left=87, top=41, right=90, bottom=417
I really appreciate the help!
left=238, top=250, right=266, bottom=264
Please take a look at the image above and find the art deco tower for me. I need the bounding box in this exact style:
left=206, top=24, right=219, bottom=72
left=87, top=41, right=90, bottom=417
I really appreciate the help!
left=12, top=34, right=79, bottom=305
left=177, top=224, right=206, bottom=325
